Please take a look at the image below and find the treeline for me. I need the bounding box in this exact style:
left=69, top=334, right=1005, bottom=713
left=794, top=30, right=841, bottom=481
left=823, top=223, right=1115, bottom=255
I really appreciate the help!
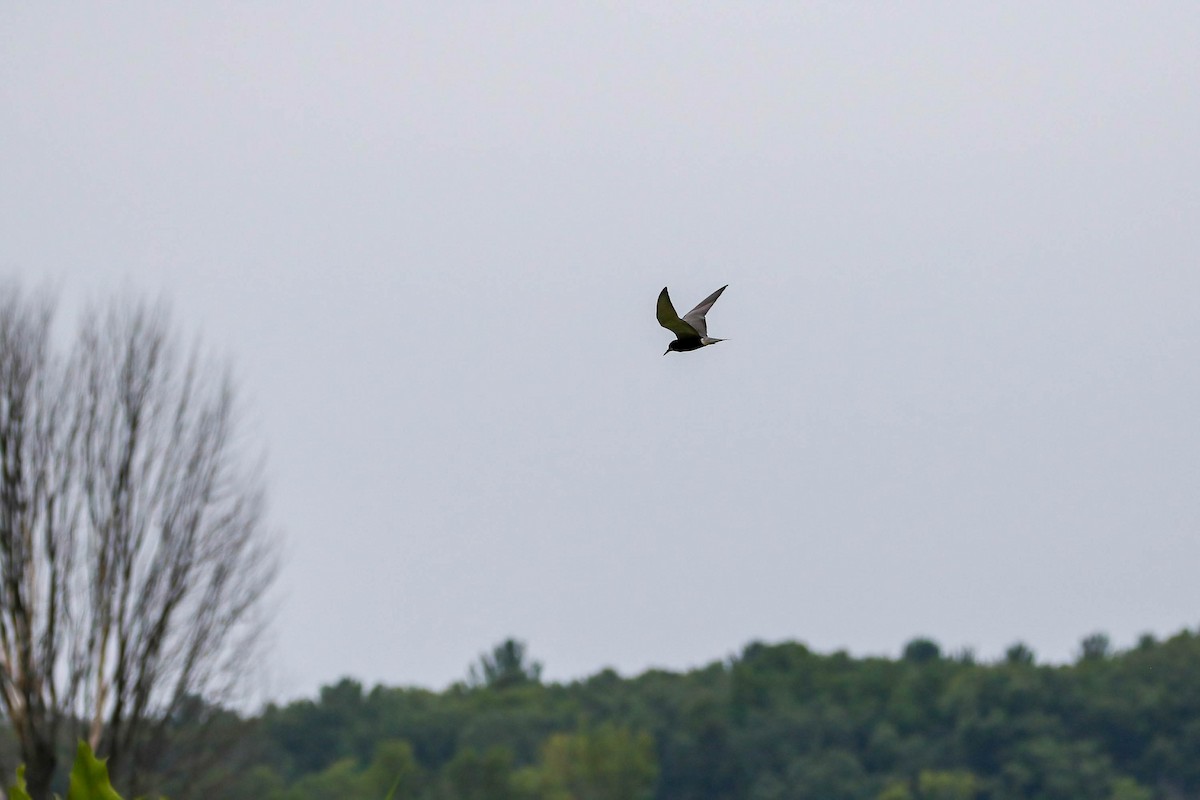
left=153, top=629, right=1200, bottom=800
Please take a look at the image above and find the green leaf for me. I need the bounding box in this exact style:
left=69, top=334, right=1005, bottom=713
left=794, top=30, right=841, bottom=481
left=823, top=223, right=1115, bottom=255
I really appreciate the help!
left=68, top=741, right=124, bottom=800
left=8, top=764, right=34, bottom=800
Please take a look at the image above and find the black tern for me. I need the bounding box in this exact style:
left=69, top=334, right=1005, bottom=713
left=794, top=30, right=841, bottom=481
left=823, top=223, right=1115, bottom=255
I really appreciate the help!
left=657, top=285, right=728, bottom=355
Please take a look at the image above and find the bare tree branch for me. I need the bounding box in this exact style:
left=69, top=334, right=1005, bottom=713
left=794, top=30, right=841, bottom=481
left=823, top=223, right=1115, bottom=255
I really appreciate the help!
left=0, top=285, right=277, bottom=799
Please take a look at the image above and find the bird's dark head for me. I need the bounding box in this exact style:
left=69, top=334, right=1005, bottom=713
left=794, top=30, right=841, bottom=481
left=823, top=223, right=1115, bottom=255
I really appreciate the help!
left=665, top=338, right=703, bottom=355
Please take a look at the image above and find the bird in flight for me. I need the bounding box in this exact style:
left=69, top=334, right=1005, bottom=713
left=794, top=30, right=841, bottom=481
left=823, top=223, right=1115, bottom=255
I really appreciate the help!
left=657, top=285, right=728, bottom=355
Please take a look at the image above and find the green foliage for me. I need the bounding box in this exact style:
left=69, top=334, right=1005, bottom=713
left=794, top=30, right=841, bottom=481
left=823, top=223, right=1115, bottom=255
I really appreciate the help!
left=1003, top=643, right=1035, bottom=666
left=1108, top=776, right=1153, bottom=800
left=283, top=758, right=364, bottom=800
left=902, top=639, right=942, bottom=665
left=468, top=639, right=543, bottom=690
left=877, top=780, right=913, bottom=800
left=916, top=769, right=978, bottom=799
left=9, top=765, right=33, bottom=800
left=221, top=765, right=286, bottom=800
left=68, top=742, right=124, bottom=800
left=525, top=724, right=658, bottom=800
left=9, top=743, right=127, bottom=800
left=438, top=747, right=519, bottom=800
left=780, top=749, right=871, bottom=799
left=30, top=627, right=1200, bottom=800
left=1079, top=632, right=1113, bottom=662
left=364, top=740, right=423, bottom=800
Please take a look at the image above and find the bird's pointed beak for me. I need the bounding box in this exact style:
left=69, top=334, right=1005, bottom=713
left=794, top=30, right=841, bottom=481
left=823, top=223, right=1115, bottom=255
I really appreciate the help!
left=663, top=347, right=670, bottom=356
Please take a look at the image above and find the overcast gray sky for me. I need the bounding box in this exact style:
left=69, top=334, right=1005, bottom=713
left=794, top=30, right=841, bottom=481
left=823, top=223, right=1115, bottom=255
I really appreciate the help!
left=3, top=3, right=1199, bottom=702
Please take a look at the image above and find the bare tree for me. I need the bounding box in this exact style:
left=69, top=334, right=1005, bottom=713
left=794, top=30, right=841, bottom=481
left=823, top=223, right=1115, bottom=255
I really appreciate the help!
left=0, top=284, right=277, bottom=799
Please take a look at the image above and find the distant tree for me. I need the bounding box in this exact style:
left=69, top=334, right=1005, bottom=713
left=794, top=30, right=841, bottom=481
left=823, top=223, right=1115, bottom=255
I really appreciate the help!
left=468, top=639, right=543, bottom=690
left=1079, top=633, right=1112, bottom=662
left=284, top=758, right=363, bottom=800
left=262, top=679, right=367, bottom=776
left=903, top=639, right=942, bottom=664
left=994, top=737, right=1115, bottom=799
left=221, top=765, right=287, bottom=800
left=526, top=724, right=658, bottom=800
left=952, top=647, right=977, bottom=666
left=1004, top=643, right=1035, bottom=666
left=102, top=624, right=1200, bottom=800
left=363, top=740, right=424, bottom=800
left=147, top=696, right=274, bottom=800
left=780, top=749, right=870, bottom=799
left=0, top=285, right=277, bottom=798
left=917, top=769, right=979, bottom=800
left=878, top=779, right=914, bottom=800
left=439, top=746, right=519, bottom=800
left=1108, top=776, right=1152, bottom=800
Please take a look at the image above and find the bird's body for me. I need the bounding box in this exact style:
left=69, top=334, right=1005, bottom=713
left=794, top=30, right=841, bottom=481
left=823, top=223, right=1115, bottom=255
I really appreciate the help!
left=657, top=285, right=728, bottom=355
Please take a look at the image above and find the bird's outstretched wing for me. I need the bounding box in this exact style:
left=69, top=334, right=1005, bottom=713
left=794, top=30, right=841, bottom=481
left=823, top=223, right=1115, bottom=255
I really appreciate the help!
left=657, top=287, right=700, bottom=339
left=680, top=284, right=727, bottom=339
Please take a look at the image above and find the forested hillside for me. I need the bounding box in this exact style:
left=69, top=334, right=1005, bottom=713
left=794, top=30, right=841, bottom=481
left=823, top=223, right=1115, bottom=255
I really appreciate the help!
left=137, top=628, right=1200, bottom=800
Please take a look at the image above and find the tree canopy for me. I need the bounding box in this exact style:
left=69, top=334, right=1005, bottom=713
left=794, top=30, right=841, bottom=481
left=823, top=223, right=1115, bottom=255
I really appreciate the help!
left=136, top=628, right=1200, bottom=800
